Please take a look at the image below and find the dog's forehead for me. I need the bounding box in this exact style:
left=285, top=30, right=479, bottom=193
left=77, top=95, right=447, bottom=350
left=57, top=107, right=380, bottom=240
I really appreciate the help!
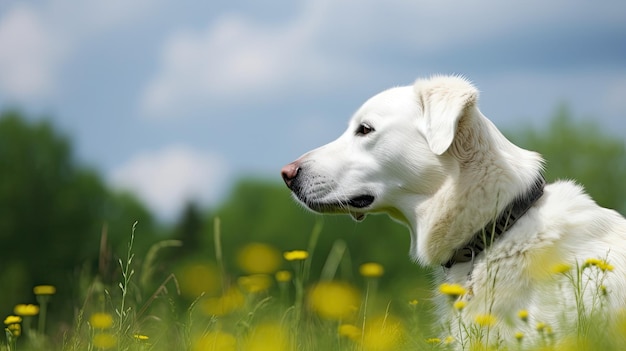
left=354, top=86, right=417, bottom=120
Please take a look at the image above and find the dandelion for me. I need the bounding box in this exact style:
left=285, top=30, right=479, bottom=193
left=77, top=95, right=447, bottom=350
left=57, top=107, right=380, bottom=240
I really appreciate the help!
left=34, top=284, right=55, bottom=334
left=33, top=285, right=56, bottom=295
left=6, top=322, right=21, bottom=337
left=4, top=315, right=22, bottom=325
left=283, top=250, right=308, bottom=261
left=536, top=322, right=546, bottom=332
left=515, top=331, right=524, bottom=342
left=201, top=287, right=245, bottom=316
left=14, top=304, right=39, bottom=316
left=93, top=332, right=117, bottom=349
left=359, top=262, right=385, bottom=278
left=308, top=281, right=360, bottom=320
left=584, top=258, right=614, bottom=272
left=89, top=313, right=114, bottom=329
left=426, top=338, right=441, bottom=344
left=338, top=324, right=361, bottom=341
left=177, top=262, right=222, bottom=299
left=438, top=283, right=466, bottom=298
left=474, top=314, right=497, bottom=327
left=517, top=309, right=529, bottom=322
left=275, top=270, right=292, bottom=283
left=361, top=315, right=404, bottom=351
left=242, top=323, right=291, bottom=351
left=236, top=243, right=281, bottom=274
left=238, top=274, right=272, bottom=293
left=551, top=262, right=572, bottom=274
left=453, top=300, right=466, bottom=311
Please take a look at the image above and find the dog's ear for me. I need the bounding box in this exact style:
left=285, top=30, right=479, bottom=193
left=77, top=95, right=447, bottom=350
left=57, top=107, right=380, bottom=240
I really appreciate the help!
left=414, top=76, right=479, bottom=155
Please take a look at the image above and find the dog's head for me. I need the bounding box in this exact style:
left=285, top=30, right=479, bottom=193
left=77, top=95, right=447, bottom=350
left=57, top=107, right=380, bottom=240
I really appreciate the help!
left=281, top=75, right=479, bottom=224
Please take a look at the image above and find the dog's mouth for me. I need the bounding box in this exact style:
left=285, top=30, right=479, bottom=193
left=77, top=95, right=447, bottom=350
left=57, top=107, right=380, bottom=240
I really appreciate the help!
left=296, top=193, right=375, bottom=221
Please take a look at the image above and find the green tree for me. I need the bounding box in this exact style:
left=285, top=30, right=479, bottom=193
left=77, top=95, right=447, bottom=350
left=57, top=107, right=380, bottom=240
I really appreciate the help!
left=509, top=107, right=626, bottom=214
left=0, top=110, right=157, bottom=319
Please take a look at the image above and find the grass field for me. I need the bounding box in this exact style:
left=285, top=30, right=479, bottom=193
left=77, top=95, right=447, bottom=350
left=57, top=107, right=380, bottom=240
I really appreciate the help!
left=3, top=220, right=626, bottom=351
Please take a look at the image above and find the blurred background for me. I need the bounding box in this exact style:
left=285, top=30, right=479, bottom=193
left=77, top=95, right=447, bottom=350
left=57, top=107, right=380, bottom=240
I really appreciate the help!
left=0, top=0, right=624, bottom=334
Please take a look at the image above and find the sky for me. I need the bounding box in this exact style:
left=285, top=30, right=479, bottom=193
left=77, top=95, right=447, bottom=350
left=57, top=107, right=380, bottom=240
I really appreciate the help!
left=0, top=0, right=625, bottom=222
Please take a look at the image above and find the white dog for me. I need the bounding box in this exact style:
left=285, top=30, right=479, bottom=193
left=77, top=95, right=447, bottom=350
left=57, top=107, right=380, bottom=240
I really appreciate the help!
left=281, top=75, right=626, bottom=347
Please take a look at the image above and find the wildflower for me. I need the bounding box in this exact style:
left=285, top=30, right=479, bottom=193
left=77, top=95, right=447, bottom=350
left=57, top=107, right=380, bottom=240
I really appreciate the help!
left=584, top=258, right=614, bottom=272
left=192, top=331, right=236, bottom=351
left=361, top=315, right=404, bottom=351
left=177, top=262, right=222, bottom=299
left=93, top=332, right=117, bottom=349
left=275, top=270, right=292, bottom=283
left=474, top=314, right=497, bottom=327
left=236, top=243, right=281, bottom=274
left=14, top=304, right=39, bottom=316
left=133, top=334, right=149, bottom=341
left=517, top=309, right=529, bottom=322
left=238, top=274, right=272, bottom=293
left=308, top=281, right=360, bottom=320
left=283, top=250, right=308, bottom=261
left=551, top=263, right=572, bottom=274
left=444, top=336, right=455, bottom=345
left=438, top=283, right=466, bottom=298
left=242, top=323, right=291, bottom=351
left=359, top=262, right=385, bottom=278
left=408, top=299, right=419, bottom=306
left=4, top=315, right=22, bottom=325
left=515, top=331, right=524, bottom=342
left=453, top=300, right=466, bottom=311
left=89, top=313, right=114, bottom=329
left=6, top=323, right=21, bottom=337
left=426, top=338, right=441, bottom=344
left=338, top=324, right=361, bottom=340
left=536, top=322, right=546, bottom=332
left=33, top=285, right=56, bottom=295
left=201, top=287, right=245, bottom=316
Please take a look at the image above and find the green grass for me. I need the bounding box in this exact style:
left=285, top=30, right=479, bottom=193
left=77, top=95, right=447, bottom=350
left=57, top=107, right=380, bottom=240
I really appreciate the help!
left=3, top=220, right=626, bottom=351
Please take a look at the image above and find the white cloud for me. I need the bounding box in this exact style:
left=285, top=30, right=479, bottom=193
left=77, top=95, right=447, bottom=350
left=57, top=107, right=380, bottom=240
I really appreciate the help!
left=0, top=5, right=66, bottom=100
left=110, top=145, right=229, bottom=221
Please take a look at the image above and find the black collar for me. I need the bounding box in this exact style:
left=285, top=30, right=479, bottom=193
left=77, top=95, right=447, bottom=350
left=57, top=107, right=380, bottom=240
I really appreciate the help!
left=443, top=176, right=546, bottom=269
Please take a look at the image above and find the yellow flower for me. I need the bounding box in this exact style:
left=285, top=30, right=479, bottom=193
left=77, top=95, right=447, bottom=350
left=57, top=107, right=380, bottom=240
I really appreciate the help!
left=238, top=274, right=272, bottom=293
left=308, top=281, right=360, bottom=320
left=474, top=314, right=497, bottom=327
left=359, top=262, right=384, bottom=278
left=236, top=243, right=281, bottom=274
left=275, top=270, right=292, bottom=283
left=426, top=338, right=441, bottom=344
left=408, top=299, right=419, bottom=306
left=551, top=263, right=572, bottom=274
left=6, top=323, right=21, bottom=337
left=89, top=313, right=114, bottom=329
left=536, top=322, right=546, bottom=332
left=517, top=309, right=529, bottom=322
left=338, top=324, right=361, bottom=340
left=283, top=250, right=308, bottom=261
left=584, top=258, right=614, bottom=272
left=201, top=287, right=245, bottom=316
left=515, top=331, right=524, bottom=341
left=444, top=336, right=455, bottom=345
left=453, top=300, right=466, bottom=311
left=14, top=304, right=39, bottom=316
left=4, top=315, right=22, bottom=325
left=361, top=315, right=404, bottom=351
left=192, top=331, right=236, bottom=351
left=93, top=333, right=117, bottom=349
left=438, top=283, right=466, bottom=298
left=177, top=262, right=222, bottom=299
left=33, top=285, right=56, bottom=295
left=133, top=334, right=149, bottom=341
left=242, top=323, right=291, bottom=351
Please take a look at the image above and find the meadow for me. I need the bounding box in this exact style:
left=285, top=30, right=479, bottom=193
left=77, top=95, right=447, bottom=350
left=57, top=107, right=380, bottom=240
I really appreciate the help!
left=3, top=217, right=626, bottom=351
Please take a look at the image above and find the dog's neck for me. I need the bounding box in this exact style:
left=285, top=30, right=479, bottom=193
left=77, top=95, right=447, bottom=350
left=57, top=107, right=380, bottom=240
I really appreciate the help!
left=410, top=108, right=545, bottom=266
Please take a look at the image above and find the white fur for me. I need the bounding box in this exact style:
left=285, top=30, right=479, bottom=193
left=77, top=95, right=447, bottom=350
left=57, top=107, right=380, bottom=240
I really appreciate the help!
left=284, top=75, right=626, bottom=346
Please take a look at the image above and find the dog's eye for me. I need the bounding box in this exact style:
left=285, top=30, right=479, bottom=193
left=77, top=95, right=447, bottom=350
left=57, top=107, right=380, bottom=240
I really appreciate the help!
left=355, top=123, right=374, bottom=136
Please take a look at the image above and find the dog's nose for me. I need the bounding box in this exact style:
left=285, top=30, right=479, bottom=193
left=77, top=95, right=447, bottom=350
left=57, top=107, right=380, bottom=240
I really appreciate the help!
left=281, top=161, right=300, bottom=189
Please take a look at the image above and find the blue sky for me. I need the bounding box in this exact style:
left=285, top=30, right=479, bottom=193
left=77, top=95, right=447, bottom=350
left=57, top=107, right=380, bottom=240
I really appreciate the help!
left=0, top=0, right=625, bottom=221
